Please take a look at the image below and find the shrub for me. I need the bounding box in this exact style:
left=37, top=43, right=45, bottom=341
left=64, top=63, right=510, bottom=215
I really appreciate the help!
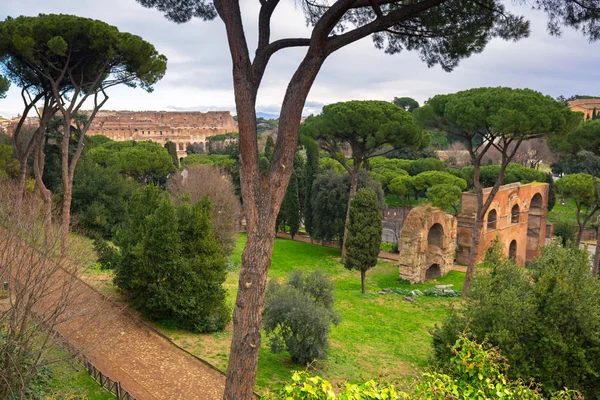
left=553, top=220, right=578, bottom=246
left=93, top=236, right=119, bottom=270
left=431, top=242, right=600, bottom=397
left=263, top=270, right=340, bottom=365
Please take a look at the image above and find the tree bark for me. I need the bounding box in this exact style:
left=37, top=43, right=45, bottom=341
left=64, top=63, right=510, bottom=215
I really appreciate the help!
left=32, top=133, right=52, bottom=248
left=360, top=270, right=366, bottom=294
left=342, top=163, right=361, bottom=259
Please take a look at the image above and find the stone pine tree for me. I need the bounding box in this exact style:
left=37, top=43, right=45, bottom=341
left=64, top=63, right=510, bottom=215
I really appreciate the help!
left=556, top=173, right=600, bottom=247
left=301, top=100, right=425, bottom=258
left=0, top=14, right=167, bottom=252
left=420, top=87, right=579, bottom=295
left=345, top=188, right=382, bottom=294
left=135, top=1, right=600, bottom=397
left=392, top=97, right=419, bottom=112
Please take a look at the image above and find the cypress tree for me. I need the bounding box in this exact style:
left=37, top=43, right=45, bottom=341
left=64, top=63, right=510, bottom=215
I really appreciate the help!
left=264, top=135, right=275, bottom=161
left=304, top=146, right=319, bottom=241
left=283, top=172, right=300, bottom=239
left=165, top=141, right=179, bottom=168
left=345, top=188, right=382, bottom=294
left=593, top=108, right=597, bottom=120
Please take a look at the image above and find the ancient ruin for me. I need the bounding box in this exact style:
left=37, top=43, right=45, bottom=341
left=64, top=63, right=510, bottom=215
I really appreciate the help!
left=86, top=110, right=238, bottom=158
left=456, top=182, right=548, bottom=266
left=398, top=206, right=457, bottom=283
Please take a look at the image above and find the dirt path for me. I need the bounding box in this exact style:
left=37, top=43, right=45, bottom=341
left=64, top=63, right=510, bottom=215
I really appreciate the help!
left=1, top=231, right=227, bottom=400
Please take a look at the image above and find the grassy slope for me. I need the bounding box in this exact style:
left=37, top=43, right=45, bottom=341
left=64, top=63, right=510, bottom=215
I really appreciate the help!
left=40, top=357, right=115, bottom=400
left=162, top=235, right=464, bottom=392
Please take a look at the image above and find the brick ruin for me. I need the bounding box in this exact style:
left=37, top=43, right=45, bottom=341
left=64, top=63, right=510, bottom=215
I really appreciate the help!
left=86, top=110, right=238, bottom=159
left=456, top=182, right=548, bottom=266
left=398, top=206, right=457, bottom=283
left=397, top=182, right=548, bottom=283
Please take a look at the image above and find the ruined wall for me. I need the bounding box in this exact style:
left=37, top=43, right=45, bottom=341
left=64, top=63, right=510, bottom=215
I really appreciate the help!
left=397, top=206, right=457, bottom=283
left=456, top=182, right=548, bottom=266
left=86, top=110, right=238, bottom=158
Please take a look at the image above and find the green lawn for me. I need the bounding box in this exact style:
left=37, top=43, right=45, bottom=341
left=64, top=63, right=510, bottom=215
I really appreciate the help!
left=548, top=196, right=582, bottom=225
left=162, top=235, right=464, bottom=393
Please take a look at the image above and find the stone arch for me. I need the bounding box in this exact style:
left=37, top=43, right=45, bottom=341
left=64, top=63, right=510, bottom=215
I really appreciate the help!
left=428, top=223, right=444, bottom=249
left=426, top=264, right=441, bottom=280
left=531, top=193, right=543, bottom=210
left=509, top=240, right=517, bottom=261
left=511, top=204, right=520, bottom=224
left=487, top=209, right=497, bottom=230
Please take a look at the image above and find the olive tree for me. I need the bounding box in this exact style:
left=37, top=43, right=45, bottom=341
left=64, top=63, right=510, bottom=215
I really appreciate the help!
left=134, top=1, right=600, bottom=397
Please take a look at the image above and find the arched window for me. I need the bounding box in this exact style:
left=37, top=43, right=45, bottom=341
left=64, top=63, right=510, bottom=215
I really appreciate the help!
left=531, top=193, right=543, bottom=210
left=487, top=209, right=497, bottom=230
left=509, top=240, right=517, bottom=261
left=511, top=204, right=520, bottom=224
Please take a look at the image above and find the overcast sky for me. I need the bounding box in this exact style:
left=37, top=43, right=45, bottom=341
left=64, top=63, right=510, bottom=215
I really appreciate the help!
left=1, top=1, right=599, bottom=118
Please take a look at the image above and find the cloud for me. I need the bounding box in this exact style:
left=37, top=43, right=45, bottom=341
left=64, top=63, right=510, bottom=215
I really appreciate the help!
left=1, top=2, right=599, bottom=119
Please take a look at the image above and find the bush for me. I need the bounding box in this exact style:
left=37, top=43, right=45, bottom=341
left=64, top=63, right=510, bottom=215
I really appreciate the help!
left=268, top=334, right=582, bottom=399
left=93, top=236, right=119, bottom=270
left=263, top=270, right=340, bottom=365
left=553, top=220, right=578, bottom=246
left=431, top=242, right=600, bottom=398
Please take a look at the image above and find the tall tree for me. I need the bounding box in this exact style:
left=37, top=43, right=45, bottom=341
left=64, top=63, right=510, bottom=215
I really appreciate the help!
left=556, top=173, right=600, bottom=247
left=421, top=87, right=579, bottom=294
left=392, top=97, right=419, bottom=112
left=282, top=170, right=301, bottom=239
left=345, top=188, right=382, bottom=294
left=301, top=100, right=425, bottom=257
left=165, top=141, right=180, bottom=168
left=135, top=1, right=600, bottom=397
left=0, top=14, right=167, bottom=252
left=304, top=145, right=319, bottom=242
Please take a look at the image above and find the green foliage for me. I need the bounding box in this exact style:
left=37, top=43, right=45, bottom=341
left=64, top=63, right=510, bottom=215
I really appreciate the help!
left=412, top=170, right=467, bottom=192
left=0, top=14, right=167, bottom=93
left=304, top=146, right=319, bottom=238
left=369, top=157, right=413, bottom=174
left=461, top=163, right=547, bottom=189
left=546, top=173, right=557, bottom=212
left=282, top=172, right=301, bottom=238
left=269, top=334, right=581, bottom=399
left=71, top=156, right=139, bottom=238
left=92, top=236, right=119, bottom=270
left=548, top=119, right=600, bottom=157
left=164, top=141, right=179, bottom=168
left=311, top=171, right=383, bottom=243
left=264, top=135, right=275, bottom=161
left=88, top=140, right=175, bottom=185
left=392, top=97, right=420, bottom=113
left=556, top=173, right=599, bottom=210
left=411, top=158, right=447, bottom=175
left=431, top=242, right=600, bottom=397
left=345, top=188, right=382, bottom=293
left=112, top=186, right=230, bottom=332
left=0, top=144, right=18, bottom=179
left=0, top=74, right=9, bottom=98
left=553, top=221, right=578, bottom=246
left=426, top=184, right=462, bottom=214
left=263, top=270, right=340, bottom=365
left=427, top=131, right=449, bottom=150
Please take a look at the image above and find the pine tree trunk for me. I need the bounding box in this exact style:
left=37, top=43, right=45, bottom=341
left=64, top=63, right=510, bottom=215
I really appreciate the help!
left=16, top=158, right=29, bottom=210
left=463, top=216, right=483, bottom=295
left=33, top=135, right=52, bottom=248
left=342, top=164, right=360, bottom=259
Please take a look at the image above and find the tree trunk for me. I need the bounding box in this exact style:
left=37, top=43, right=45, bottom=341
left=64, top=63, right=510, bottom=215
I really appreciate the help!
left=361, top=270, right=366, bottom=294
left=592, top=223, right=600, bottom=278
left=16, top=158, right=29, bottom=210
left=463, top=215, right=483, bottom=295
left=32, top=134, right=52, bottom=248
left=342, top=164, right=360, bottom=259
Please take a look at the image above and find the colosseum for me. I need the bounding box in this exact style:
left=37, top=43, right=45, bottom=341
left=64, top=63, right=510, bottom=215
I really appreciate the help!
left=86, top=110, right=238, bottom=158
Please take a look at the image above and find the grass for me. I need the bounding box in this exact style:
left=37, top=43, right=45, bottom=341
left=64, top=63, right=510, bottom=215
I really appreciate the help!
left=548, top=197, right=581, bottom=225
left=37, top=356, right=116, bottom=400
left=160, top=235, right=464, bottom=393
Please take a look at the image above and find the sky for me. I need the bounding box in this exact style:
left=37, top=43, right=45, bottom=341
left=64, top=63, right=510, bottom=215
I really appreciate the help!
left=1, top=1, right=599, bottom=119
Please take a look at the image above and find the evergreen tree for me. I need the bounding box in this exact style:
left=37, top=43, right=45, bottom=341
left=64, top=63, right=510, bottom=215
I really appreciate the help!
left=304, top=146, right=319, bottom=241
left=593, top=108, right=598, bottom=120
left=345, top=188, right=382, bottom=294
left=283, top=173, right=300, bottom=239
left=264, top=135, right=275, bottom=161
left=112, top=186, right=230, bottom=332
left=165, top=141, right=179, bottom=168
